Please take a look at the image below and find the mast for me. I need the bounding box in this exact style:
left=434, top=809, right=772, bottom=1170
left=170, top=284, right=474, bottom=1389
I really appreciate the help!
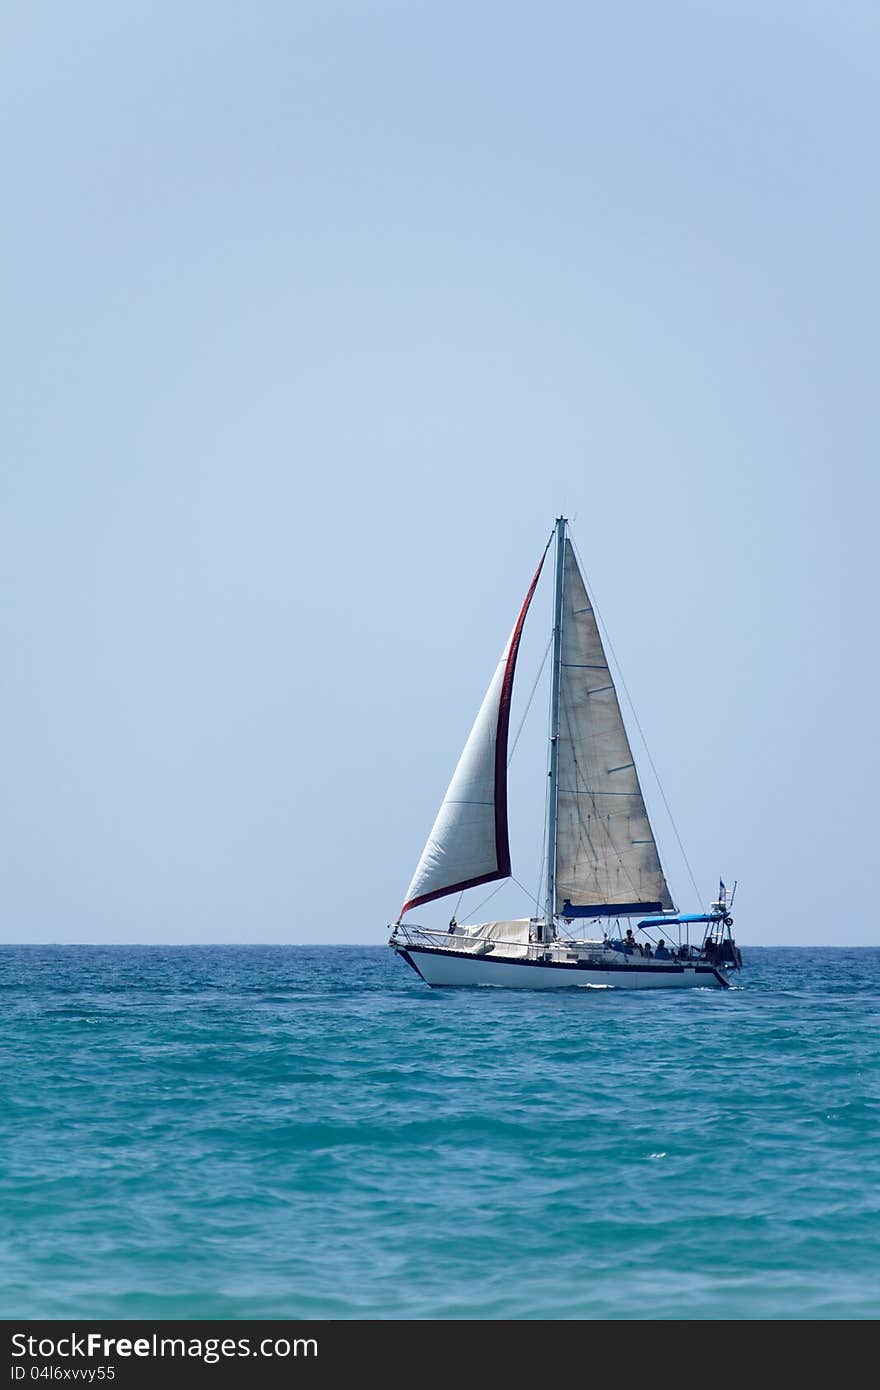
left=544, top=516, right=566, bottom=940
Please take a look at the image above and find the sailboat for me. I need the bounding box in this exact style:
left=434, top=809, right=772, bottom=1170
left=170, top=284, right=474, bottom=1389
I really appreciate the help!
left=389, top=517, right=742, bottom=990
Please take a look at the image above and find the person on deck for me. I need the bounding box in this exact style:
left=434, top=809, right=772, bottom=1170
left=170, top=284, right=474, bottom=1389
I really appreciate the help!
left=623, top=928, right=637, bottom=954
left=654, top=939, right=671, bottom=959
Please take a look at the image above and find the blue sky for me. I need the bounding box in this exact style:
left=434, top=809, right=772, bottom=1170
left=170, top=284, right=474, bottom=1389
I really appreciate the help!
left=2, top=2, right=877, bottom=944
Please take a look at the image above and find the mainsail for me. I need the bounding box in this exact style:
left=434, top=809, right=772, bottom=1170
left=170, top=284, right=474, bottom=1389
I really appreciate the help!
left=554, top=540, right=674, bottom=918
left=400, top=555, right=545, bottom=917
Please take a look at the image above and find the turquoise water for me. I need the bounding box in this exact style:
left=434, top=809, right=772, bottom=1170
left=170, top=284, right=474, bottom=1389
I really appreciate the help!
left=1, top=945, right=878, bottom=1320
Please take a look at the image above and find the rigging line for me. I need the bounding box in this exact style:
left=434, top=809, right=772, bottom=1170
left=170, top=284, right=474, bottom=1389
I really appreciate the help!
left=534, top=685, right=553, bottom=916
left=533, top=744, right=550, bottom=918
left=464, top=879, right=506, bottom=920
left=456, top=527, right=554, bottom=749
left=534, top=831, right=547, bottom=920
left=570, top=533, right=702, bottom=909
left=511, top=874, right=542, bottom=916
left=508, top=634, right=552, bottom=765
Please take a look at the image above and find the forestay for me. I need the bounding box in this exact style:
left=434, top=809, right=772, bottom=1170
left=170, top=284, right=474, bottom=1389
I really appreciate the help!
left=400, top=556, right=545, bottom=916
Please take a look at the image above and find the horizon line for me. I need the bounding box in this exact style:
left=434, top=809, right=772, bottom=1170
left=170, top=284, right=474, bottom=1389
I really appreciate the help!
left=0, top=941, right=875, bottom=950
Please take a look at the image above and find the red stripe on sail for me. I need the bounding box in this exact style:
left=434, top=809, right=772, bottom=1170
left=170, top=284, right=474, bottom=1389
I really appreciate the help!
left=400, top=550, right=546, bottom=919
left=400, top=869, right=510, bottom=917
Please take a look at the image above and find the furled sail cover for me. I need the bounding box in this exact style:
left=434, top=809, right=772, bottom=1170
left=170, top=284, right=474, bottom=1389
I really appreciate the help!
left=400, top=555, right=546, bottom=917
left=555, top=541, right=674, bottom=917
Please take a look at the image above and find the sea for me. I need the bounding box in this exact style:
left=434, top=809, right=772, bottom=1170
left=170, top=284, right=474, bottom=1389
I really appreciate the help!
left=1, top=945, right=878, bottom=1321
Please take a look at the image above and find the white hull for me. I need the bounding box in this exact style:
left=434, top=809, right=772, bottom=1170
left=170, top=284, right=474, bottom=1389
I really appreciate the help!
left=395, top=943, right=731, bottom=990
